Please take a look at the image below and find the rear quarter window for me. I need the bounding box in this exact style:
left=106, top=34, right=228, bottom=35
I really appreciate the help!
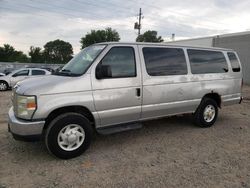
left=227, top=52, right=241, bottom=72
left=188, top=49, right=228, bottom=74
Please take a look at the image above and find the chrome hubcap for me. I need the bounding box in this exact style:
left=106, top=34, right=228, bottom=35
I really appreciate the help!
left=0, top=83, right=7, bottom=91
left=57, top=124, right=85, bottom=151
left=203, top=105, right=216, bottom=122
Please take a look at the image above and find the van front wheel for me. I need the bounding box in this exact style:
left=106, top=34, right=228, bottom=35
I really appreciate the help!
left=194, top=98, right=218, bottom=128
left=45, top=113, right=93, bottom=159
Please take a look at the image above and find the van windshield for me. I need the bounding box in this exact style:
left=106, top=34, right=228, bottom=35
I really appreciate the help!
left=55, top=45, right=106, bottom=76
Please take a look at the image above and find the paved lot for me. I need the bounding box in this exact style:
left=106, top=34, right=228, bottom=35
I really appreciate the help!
left=0, top=86, right=250, bottom=188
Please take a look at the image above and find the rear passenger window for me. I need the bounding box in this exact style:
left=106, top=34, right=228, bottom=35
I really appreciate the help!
left=32, top=70, right=46, bottom=75
left=143, top=47, right=187, bottom=76
left=188, top=49, right=228, bottom=74
left=227, top=52, right=241, bottom=72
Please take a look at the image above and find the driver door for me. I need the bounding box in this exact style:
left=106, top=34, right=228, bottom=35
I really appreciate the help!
left=91, top=45, right=142, bottom=127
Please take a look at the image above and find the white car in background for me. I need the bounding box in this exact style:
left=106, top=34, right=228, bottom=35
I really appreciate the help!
left=0, top=68, right=51, bottom=91
left=0, top=73, right=5, bottom=77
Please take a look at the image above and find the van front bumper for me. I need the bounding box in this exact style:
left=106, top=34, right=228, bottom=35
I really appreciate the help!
left=8, top=107, right=45, bottom=141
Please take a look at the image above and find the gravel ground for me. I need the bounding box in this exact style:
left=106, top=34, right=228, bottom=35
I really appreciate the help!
left=0, top=86, right=250, bottom=188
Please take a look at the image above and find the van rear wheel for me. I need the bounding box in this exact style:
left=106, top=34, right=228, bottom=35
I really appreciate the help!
left=194, top=98, right=218, bottom=128
left=45, top=113, right=93, bottom=159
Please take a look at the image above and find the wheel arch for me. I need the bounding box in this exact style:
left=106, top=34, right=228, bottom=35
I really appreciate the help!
left=43, top=105, right=95, bottom=131
left=202, top=92, right=221, bottom=108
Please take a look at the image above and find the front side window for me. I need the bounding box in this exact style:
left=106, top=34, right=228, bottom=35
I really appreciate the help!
left=32, top=70, right=46, bottom=75
left=227, top=52, right=241, bottom=72
left=97, top=47, right=136, bottom=78
left=143, top=47, right=187, bottom=76
left=12, top=70, right=29, bottom=77
left=188, top=49, right=228, bottom=74
left=56, top=45, right=106, bottom=76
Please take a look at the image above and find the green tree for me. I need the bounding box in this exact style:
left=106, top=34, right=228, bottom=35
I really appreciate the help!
left=43, top=39, right=73, bottom=64
left=80, top=27, right=120, bottom=49
left=29, top=46, right=44, bottom=63
left=0, top=44, right=29, bottom=62
left=136, top=30, right=164, bottom=42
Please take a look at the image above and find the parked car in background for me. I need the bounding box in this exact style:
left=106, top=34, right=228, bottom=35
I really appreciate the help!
left=3, top=68, right=15, bottom=75
left=41, top=67, right=55, bottom=73
left=26, top=66, right=55, bottom=73
left=0, top=68, right=51, bottom=91
left=0, top=73, right=5, bottom=77
left=8, top=42, right=243, bottom=159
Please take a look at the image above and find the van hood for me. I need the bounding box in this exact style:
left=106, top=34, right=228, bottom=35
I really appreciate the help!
left=15, top=74, right=92, bottom=95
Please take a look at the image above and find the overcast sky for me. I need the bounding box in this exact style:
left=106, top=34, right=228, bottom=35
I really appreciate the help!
left=1, top=0, right=250, bottom=55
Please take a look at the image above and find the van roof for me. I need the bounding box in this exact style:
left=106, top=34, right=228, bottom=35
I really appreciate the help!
left=96, top=42, right=234, bottom=51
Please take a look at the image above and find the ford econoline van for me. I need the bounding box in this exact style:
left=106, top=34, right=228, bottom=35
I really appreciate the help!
left=8, top=42, right=243, bottom=159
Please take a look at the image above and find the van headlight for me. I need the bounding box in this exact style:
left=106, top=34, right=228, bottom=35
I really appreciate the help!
left=16, top=95, right=37, bottom=119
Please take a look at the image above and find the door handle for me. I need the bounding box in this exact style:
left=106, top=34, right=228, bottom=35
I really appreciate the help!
left=136, top=88, right=141, bottom=97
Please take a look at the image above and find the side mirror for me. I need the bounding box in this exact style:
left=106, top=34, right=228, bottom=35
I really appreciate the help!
left=12, top=74, right=17, bottom=77
left=96, top=64, right=112, bottom=79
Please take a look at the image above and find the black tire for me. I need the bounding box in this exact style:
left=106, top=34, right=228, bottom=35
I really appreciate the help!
left=0, top=81, right=8, bottom=91
left=45, top=112, right=93, bottom=159
left=194, top=97, right=218, bottom=128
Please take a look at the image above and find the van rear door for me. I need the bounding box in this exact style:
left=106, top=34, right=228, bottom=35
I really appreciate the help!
left=139, top=46, right=199, bottom=119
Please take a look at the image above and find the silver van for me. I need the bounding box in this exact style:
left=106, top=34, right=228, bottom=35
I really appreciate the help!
left=8, top=42, right=243, bottom=159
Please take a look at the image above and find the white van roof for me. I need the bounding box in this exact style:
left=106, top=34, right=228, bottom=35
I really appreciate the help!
left=97, top=42, right=233, bottom=51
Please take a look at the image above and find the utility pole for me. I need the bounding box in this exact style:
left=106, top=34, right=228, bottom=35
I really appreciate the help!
left=134, top=8, right=143, bottom=36
left=171, top=33, right=175, bottom=41
left=138, top=8, right=142, bottom=35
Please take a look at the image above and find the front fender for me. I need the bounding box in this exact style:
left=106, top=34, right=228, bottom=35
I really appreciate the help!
left=33, top=91, right=96, bottom=120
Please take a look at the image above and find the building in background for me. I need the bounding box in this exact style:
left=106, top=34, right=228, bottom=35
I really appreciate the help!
left=166, top=31, right=250, bottom=84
